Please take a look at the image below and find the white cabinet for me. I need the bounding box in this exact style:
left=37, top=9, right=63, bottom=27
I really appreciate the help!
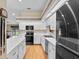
left=34, top=33, right=41, bottom=44
left=34, top=37, right=40, bottom=44
left=48, top=42, right=56, bottom=59
left=41, top=38, right=45, bottom=51
left=18, top=41, right=25, bottom=59
left=41, top=38, right=56, bottom=59
left=7, top=47, right=18, bottom=59
left=7, top=40, right=25, bottom=59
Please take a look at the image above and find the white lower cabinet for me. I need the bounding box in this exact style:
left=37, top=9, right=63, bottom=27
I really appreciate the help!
left=48, top=42, right=56, bottom=59
left=41, top=39, right=45, bottom=51
left=18, top=41, right=25, bottom=59
left=34, top=34, right=41, bottom=44
left=7, top=40, right=25, bottom=59
left=34, top=37, right=40, bottom=44
left=7, top=47, right=18, bottom=59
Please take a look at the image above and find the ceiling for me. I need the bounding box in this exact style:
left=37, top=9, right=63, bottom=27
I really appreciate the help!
left=7, top=0, right=48, bottom=20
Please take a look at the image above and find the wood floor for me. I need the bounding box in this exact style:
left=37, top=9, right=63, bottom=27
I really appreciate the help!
left=24, top=45, right=47, bottom=59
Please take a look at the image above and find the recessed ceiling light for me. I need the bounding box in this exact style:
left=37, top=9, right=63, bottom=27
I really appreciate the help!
left=27, top=8, right=31, bottom=10
left=66, top=2, right=68, bottom=5
left=19, top=0, right=22, bottom=2
left=62, top=14, right=64, bottom=17
left=12, top=13, right=15, bottom=16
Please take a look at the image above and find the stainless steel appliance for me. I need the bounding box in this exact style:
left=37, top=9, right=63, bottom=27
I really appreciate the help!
left=56, top=0, right=79, bottom=59
left=25, top=26, right=34, bottom=45
left=0, top=8, right=7, bottom=59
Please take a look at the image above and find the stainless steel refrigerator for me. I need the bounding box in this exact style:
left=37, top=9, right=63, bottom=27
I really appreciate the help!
left=56, top=0, right=79, bottom=59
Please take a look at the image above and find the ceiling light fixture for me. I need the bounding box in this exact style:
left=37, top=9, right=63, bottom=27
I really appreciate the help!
left=19, top=0, right=22, bottom=2
left=27, top=8, right=31, bottom=10
left=62, top=14, right=64, bottom=17
left=12, top=13, right=15, bottom=16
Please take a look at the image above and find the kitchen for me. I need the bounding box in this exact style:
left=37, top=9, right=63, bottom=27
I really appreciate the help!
left=0, top=0, right=79, bottom=59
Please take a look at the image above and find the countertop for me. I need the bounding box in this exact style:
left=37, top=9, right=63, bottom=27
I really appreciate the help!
left=46, top=37, right=56, bottom=46
left=7, top=33, right=26, bottom=54
left=43, top=35, right=56, bottom=46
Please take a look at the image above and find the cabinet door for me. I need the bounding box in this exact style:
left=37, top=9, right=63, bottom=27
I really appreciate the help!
left=7, top=47, right=18, bottom=59
left=41, top=39, right=45, bottom=51
left=34, top=34, right=40, bottom=44
left=18, top=41, right=25, bottom=59
left=48, top=43, right=56, bottom=59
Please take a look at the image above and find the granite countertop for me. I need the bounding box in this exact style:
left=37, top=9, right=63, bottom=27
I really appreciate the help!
left=7, top=33, right=26, bottom=54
